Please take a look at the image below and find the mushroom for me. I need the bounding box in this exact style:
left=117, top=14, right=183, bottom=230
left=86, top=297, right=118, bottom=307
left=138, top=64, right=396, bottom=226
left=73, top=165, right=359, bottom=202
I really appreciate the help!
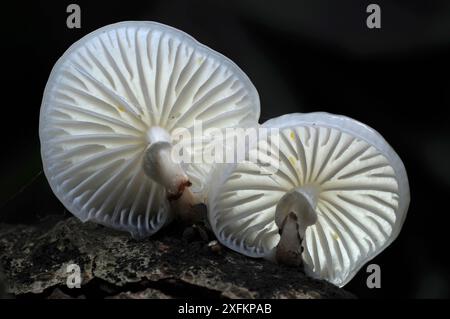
left=207, top=112, right=410, bottom=286
left=39, top=21, right=260, bottom=238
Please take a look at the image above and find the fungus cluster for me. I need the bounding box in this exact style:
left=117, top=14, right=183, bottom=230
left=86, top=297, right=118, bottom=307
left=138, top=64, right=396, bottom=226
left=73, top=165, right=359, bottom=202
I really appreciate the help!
left=39, top=21, right=410, bottom=287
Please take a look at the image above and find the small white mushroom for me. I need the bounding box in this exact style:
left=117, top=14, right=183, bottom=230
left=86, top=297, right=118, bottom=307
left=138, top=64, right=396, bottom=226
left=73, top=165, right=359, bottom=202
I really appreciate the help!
left=207, top=112, right=410, bottom=286
left=39, top=21, right=260, bottom=238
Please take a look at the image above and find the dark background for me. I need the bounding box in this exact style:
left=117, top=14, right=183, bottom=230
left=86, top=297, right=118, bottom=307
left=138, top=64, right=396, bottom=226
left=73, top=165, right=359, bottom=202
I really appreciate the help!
left=1, top=0, right=449, bottom=298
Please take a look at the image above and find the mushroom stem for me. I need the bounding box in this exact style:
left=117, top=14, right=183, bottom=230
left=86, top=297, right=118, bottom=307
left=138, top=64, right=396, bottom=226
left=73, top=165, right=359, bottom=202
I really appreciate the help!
left=275, top=212, right=303, bottom=266
left=274, top=186, right=319, bottom=266
left=143, top=127, right=201, bottom=222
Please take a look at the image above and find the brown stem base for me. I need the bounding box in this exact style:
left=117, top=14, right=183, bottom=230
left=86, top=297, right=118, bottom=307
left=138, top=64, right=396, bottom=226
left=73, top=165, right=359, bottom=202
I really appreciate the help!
left=169, top=184, right=204, bottom=224
left=275, top=212, right=303, bottom=267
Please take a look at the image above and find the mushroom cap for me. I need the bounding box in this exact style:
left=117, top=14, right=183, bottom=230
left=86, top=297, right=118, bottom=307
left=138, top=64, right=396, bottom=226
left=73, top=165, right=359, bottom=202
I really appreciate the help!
left=207, top=112, right=409, bottom=286
left=39, top=21, right=260, bottom=238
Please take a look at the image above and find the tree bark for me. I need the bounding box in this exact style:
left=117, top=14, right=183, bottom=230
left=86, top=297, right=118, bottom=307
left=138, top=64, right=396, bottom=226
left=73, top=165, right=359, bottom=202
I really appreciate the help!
left=0, top=217, right=353, bottom=299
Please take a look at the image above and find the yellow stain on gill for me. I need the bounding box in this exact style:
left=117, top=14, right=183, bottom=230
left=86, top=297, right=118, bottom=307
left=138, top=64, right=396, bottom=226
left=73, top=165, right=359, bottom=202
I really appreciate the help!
left=332, top=232, right=340, bottom=240
left=290, top=131, right=295, bottom=140
left=288, top=156, right=297, bottom=167
left=117, top=105, right=125, bottom=112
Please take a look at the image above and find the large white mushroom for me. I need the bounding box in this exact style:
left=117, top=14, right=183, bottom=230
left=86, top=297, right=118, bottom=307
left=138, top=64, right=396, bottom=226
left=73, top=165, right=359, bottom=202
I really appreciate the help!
left=39, top=21, right=260, bottom=238
left=207, top=112, right=410, bottom=286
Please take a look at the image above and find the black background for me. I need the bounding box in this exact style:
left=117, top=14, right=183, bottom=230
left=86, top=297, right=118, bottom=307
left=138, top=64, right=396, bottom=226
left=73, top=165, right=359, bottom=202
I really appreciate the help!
left=1, top=0, right=449, bottom=298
